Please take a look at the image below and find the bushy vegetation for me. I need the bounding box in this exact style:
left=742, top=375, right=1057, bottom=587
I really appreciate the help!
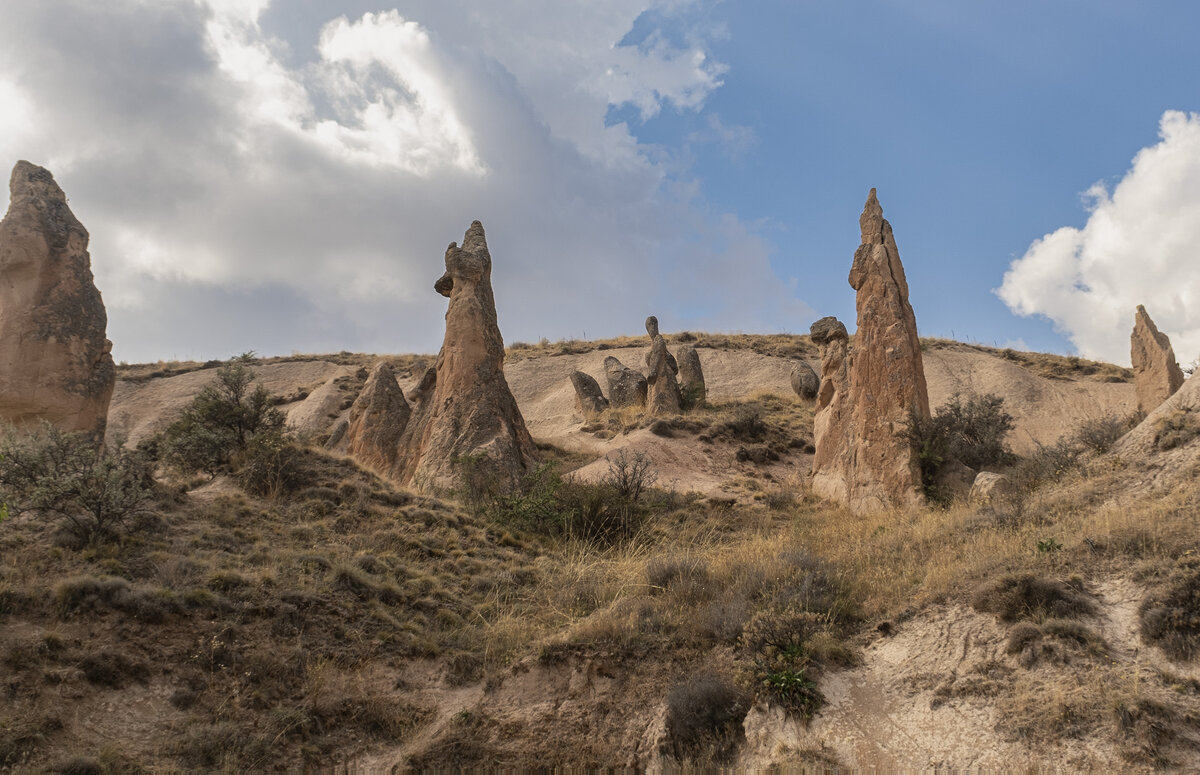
left=1140, top=559, right=1200, bottom=660
left=664, top=674, right=749, bottom=763
left=906, top=392, right=1014, bottom=499
left=162, top=355, right=285, bottom=477
left=0, top=425, right=156, bottom=544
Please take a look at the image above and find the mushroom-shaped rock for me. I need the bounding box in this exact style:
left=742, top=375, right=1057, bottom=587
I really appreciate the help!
left=644, top=315, right=682, bottom=415
left=676, top=345, right=706, bottom=408
left=570, top=370, right=609, bottom=419
left=0, top=161, right=115, bottom=435
left=344, top=363, right=410, bottom=474
left=790, top=361, right=819, bottom=402
left=1131, top=305, right=1185, bottom=415
left=812, top=190, right=930, bottom=513
left=604, top=355, right=648, bottom=409
left=387, top=221, right=535, bottom=491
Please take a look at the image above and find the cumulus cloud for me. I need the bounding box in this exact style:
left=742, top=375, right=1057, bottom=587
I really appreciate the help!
left=998, top=110, right=1200, bottom=365
left=0, top=0, right=804, bottom=362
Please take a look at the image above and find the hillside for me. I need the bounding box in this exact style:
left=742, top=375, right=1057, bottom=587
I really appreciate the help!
left=4, top=334, right=1198, bottom=772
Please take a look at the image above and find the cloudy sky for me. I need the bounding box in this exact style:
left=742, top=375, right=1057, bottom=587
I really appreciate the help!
left=1, top=1, right=1197, bottom=365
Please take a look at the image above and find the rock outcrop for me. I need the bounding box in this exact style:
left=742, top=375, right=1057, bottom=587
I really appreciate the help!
left=644, top=316, right=682, bottom=415
left=0, top=161, right=115, bottom=435
left=343, top=363, right=410, bottom=474
left=604, top=355, right=648, bottom=409
left=570, top=370, right=609, bottom=419
left=811, top=190, right=930, bottom=513
left=790, top=361, right=819, bottom=402
left=969, top=471, right=1017, bottom=510
left=676, top=344, right=706, bottom=407
left=810, top=317, right=852, bottom=501
left=345, top=222, right=534, bottom=492
left=1131, top=305, right=1185, bottom=414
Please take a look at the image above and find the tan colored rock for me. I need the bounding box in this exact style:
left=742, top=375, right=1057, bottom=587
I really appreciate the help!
left=392, top=221, right=536, bottom=491
left=570, top=370, right=609, bottom=419
left=644, top=315, right=682, bottom=415
left=790, top=361, right=819, bottom=402
left=812, top=190, right=930, bottom=513
left=0, top=161, right=115, bottom=435
left=1131, top=304, right=1184, bottom=414
left=969, top=471, right=1017, bottom=510
left=344, top=363, right=410, bottom=474
left=676, top=344, right=706, bottom=407
left=810, top=317, right=852, bottom=502
left=933, top=459, right=976, bottom=504
left=604, top=356, right=648, bottom=409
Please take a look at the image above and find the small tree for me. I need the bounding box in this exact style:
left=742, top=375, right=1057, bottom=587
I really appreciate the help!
left=905, top=392, right=1015, bottom=499
left=0, top=425, right=156, bottom=543
left=163, top=356, right=285, bottom=476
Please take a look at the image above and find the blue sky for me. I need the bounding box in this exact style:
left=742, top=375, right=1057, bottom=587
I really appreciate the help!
left=1, top=1, right=1197, bottom=364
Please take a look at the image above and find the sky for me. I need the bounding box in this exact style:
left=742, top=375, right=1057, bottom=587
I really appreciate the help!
left=0, top=1, right=1197, bottom=366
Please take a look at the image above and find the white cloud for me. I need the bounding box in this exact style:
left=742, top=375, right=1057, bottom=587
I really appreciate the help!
left=998, top=110, right=1200, bottom=365
left=0, top=0, right=801, bottom=363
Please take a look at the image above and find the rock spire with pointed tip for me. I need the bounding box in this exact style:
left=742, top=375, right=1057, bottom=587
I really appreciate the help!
left=1131, top=304, right=1185, bottom=414
left=0, top=161, right=115, bottom=435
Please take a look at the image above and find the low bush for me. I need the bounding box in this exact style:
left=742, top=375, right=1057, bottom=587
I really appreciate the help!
left=0, top=425, right=156, bottom=543
left=664, top=674, right=749, bottom=763
left=1153, top=409, right=1200, bottom=452
left=905, top=393, right=1014, bottom=500
left=738, top=608, right=833, bottom=719
left=1140, top=560, right=1200, bottom=660
left=972, top=574, right=1096, bottom=623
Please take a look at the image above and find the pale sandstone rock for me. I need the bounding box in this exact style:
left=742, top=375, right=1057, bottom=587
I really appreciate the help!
left=1131, top=304, right=1184, bottom=415
left=344, top=363, right=410, bottom=474
left=0, top=161, right=115, bottom=435
left=570, top=370, right=609, bottom=419
left=393, top=221, right=535, bottom=491
left=790, top=361, right=819, bottom=402
left=969, top=471, right=1017, bottom=510
left=811, top=190, right=930, bottom=513
left=644, top=315, right=682, bottom=415
left=676, top=344, right=706, bottom=407
left=604, top=355, right=647, bottom=409
left=810, top=317, right=852, bottom=502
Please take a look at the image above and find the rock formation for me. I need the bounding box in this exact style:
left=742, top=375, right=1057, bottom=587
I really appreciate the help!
left=809, top=317, right=852, bottom=501
left=790, top=361, right=819, bottom=402
left=1131, top=304, right=1185, bottom=414
left=604, top=355, right=648, bottom=409
left=644, top=316, right=682, bottom=415
left=0, top=161, right=115, bottom=435
left=345, top=222, right=534, bottom=492
left=811, top=190, right=930, bottom=513
left=570, top=370, right=609, bottom=419
left=676, top=344, right=706, bottom=407
left=343, top=363, right=410, bottom=474
left=969, top=471, right=1017, bottom=511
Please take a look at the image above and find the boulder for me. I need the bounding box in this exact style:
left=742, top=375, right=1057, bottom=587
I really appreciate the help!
left=0, top=161, right=115, bottom=435
left=676, top=344, right=706, bottom=407
left=570, top=370, right=609, bottom=419
left=790, top=361, right=819, bottom=402
left=1131, top=304, right=1185, bottom=415
left=933, top=459, right=977, bottom=504
left=644, top=315, right=682, bottom=415
left=812, top=190, right=930, bottom=513
left=344, top=363, right=410, bottom=474
left=604, top=355, right=647, bottom=409
left=969, top=471, right=1017, bottom=510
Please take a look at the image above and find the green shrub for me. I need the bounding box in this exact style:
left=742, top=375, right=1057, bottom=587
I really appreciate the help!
left=162, top=357, right=284, bottom=476
left=905, top=393, right=1014, bottom=498
left=236, top=430, right=302, bottom=498
left=738, top=608, right=832, bottom=719
left=0, top=425, right=156, bottom=543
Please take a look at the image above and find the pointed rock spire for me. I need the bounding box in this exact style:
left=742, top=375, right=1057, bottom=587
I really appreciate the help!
left=1131, top=304, right=1185, bottom=414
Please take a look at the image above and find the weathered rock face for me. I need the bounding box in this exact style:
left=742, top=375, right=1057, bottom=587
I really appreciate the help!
left=604, top=355, right=648, bottom=409
left=644, top=315, right=682, bottom=415
left=809, top=316, right=852, bottom=502
left=0, top=161, right=115, bottom=435
left=344, top=363, right=410, bottom=474
left=1131, top=304, right=1185, bottom=414
left=676, top=344, right=706, bottom=407
left=969, top=471, right=1017, bottom=511
left=811, top=190, right=930, bottom=513
left=790, top=361, right=819, bottom=402
left=570, top=370, right=609, bottom=419
left=391, top=221, right=536, bottom=491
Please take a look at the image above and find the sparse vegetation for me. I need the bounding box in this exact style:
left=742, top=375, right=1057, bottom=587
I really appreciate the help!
left=905, top=392, right=1014, bottom=501
left=1140, top=559, right=1200, bottom=660
left=1153, top=408, right=1200, bottom=451
left=664, top=674, right=749, bottom=763
left=0, top=425, right=157, bottom=544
